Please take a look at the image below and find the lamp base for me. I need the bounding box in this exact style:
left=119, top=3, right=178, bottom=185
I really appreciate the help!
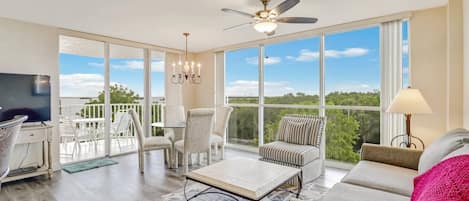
left=390, top=134, right=425, bottom=149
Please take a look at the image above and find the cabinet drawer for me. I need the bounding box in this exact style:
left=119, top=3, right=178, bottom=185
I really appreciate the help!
left=16, top=129, right=46, bottom=144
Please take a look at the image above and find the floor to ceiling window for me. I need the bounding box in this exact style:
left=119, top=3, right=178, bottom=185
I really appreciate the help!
left=324, top=26, right=381, bottom=163
left=402, top=20, right=410, bottom=87
left=151, top=50, right=165, bottom=136
left=263, top=37, right=320, bottom=144
left=225, top=47, right=259, bottom=147
left=225, top=21, right=407, bottom=164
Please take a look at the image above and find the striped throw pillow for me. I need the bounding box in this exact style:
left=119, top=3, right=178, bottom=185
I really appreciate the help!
left=284, top=118, right=311, bottom=145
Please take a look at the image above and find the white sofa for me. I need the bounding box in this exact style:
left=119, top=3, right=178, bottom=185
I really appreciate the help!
left=323, top=128, right=469, bottom=201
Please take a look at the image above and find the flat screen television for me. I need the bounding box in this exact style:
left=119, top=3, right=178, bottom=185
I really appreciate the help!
left=0, top=73, right=51, bottom=122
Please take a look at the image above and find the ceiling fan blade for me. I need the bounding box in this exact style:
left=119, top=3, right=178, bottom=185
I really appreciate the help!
left=224, top=22, right=254, bottom=31
left=276, top=17, right=318, bottom=23
left=270, top=0, right=300, bottom=15
left=221, top=8, right=255, bottom=18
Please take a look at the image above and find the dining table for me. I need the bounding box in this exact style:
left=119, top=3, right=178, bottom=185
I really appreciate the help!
left=151, top=121, right=186, bottom=168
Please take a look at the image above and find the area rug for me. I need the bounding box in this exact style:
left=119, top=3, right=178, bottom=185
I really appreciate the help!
left=161, top=181, right=329, bottom=201
left=62, top=158, right=118, bottom=173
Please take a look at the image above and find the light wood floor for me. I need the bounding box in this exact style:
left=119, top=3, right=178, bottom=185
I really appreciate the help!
left=0, top=149, right=348, bottom=201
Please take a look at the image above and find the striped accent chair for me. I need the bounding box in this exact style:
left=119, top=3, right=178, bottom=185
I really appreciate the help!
left=259, top=114, right=326, bottom=184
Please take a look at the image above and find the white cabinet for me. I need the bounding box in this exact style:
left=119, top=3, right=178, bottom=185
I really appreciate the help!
left=2, top=125, right=53, bottom=183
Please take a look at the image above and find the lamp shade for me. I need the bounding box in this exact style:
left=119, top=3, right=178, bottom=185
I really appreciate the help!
left=386, top=88, right=432, bottom=114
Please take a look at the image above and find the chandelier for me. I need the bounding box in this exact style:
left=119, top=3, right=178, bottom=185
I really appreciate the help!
left=171, top=33, right=201, bottom=84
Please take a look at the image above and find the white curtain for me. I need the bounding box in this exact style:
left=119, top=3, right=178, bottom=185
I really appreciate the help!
left=381, top=20, right=405, bottom=146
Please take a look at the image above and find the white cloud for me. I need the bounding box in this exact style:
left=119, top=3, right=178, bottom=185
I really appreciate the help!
left=225, top=80, right=295, bottom=97
left=287, top=48, right=369, bottom=62
left=245, top=56, right=282, bottom=65
left=60, top=73, right=105, bottom=97
left=88, top=62, right=104, bottom=67
left=403, top=40, right=409, bottom=54
left=60, top=73, right=127, bottom=97
left=88, top=60, right=165, bottom=72
left=287, top=49, right=319, bottom=62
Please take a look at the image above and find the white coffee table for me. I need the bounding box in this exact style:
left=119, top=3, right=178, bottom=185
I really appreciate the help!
left=185, top=157, right=302, bottom=201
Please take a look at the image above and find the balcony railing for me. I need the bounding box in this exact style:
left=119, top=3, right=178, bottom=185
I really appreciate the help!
left=59, top=103, right=165, bottom=137
left=226, top=104, right=380, bottom=164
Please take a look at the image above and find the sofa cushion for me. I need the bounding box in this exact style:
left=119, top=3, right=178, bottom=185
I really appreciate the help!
left=418, top=128, right=469, bottom=174
left=323, top=183, right=409, bottom=201
left=443, top=144, right=469, bottom=160
left=259, top=141, right=319, bottom=166
left=341, top=160, right=417, bottom=196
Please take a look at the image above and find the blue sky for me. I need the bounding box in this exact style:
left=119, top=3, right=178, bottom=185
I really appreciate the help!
left=59, top=53, right=165, bottom=97
left=226, top=22, right=409, bottom=97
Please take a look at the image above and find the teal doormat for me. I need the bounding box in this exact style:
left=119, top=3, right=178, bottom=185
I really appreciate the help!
left=62, top=158, right=118, bottom=173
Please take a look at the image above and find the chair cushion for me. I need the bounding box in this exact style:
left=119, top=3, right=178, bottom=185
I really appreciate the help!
left=418, top=128, right=469, bottom=174
left=259, top=141, right=319, bottom=166
left=143, top=136, right=171, bottom=150
left=341, top=160, right=417, bottom=196
left=323, top=183, right=409, bottom=201
left=210, top=134, right=223, bottom=145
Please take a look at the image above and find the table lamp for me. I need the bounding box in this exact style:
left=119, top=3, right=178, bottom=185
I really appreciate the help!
left=386, top=87, right=432, bottom=148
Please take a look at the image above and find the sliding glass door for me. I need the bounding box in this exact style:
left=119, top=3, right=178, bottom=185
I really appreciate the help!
left=109, top=44, right=144, bottom=155
left=59, top=36, right=107, bottom=163
left=59, top=35, right=166, bottom=163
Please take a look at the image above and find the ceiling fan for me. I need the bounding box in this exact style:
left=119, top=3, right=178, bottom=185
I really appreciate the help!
left=221, top=0, right=318, bottom=36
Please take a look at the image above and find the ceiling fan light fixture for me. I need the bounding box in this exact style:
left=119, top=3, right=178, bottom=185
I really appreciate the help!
left=254, top=21, right=277, bottom=33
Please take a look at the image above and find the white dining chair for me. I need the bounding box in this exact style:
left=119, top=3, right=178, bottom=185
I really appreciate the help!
left=0, top=115, right=27, bottom=190
left=162, top=105, right=186, bottom=141
left=128, top=109, right=172, bottom=174
left=211, top=106, right=233, bottom=160
left=174, top=108, right=215, bottom=173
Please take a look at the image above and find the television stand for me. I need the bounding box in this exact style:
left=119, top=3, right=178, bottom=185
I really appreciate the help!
left=2, top=124, right=53, bottom=183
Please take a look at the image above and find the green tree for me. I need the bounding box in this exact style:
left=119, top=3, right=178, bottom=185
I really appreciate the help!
left=325, top=109, right=361, bottom=163
left=87, top=84, right=139, bottom=104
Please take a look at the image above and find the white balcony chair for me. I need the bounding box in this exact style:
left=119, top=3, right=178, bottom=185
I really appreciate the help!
left=0, top=115, right=27, bottom=190
left=128, top=109, right=172, bottom=174
left=111, top=111, right=132, bottom=151
left=174, top=108, right=215, bottom=174
left=210, top=106, right=233, bottom=160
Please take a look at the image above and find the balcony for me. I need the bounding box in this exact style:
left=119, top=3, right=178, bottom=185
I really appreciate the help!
left=59, top=102, right=164, bottom=163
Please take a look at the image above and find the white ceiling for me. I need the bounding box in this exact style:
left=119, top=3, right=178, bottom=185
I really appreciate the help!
left=0, top=0, right=447, bottom=52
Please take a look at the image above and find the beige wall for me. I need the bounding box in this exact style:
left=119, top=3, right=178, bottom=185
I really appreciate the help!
left=410, top=4, right=465, bottom=146
left=193, top=51, right=215, bottom=108
left=0, top=18, right=60, bottom=170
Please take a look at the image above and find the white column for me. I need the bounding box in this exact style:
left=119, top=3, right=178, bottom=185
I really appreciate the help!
left=258, top=45, right=265, bottom=146
left=104, top=42, right=111, bottom=156
left=380, top=20, right=405, bottom=146
left=143, top=49, right=151, bottom=137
